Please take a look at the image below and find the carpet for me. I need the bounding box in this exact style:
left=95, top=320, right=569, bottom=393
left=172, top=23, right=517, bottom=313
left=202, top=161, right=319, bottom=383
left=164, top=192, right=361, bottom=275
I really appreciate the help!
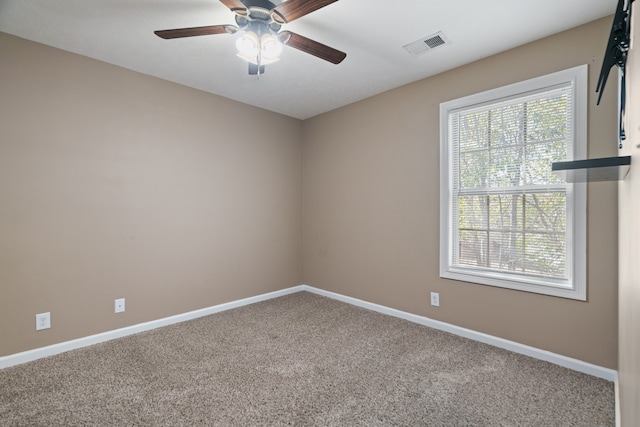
left=0, top=291, right=614, bottom=426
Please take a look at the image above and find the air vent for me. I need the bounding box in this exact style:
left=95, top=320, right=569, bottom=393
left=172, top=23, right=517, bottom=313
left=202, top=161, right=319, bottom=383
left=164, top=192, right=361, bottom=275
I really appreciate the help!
left=403, top=31, right=450, bottom=56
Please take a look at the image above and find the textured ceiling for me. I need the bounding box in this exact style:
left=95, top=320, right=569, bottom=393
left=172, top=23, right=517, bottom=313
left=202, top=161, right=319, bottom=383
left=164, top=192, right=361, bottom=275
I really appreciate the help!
left=0, top=0, right=617, bottom=119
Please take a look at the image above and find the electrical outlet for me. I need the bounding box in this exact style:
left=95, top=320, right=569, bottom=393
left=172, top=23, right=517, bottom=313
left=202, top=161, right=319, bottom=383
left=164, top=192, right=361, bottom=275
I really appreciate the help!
left=115, top=298, right=125, bottom=313
left=430, top=292, right=440, bottom=307
left=35, top=312, right=51, bottom=330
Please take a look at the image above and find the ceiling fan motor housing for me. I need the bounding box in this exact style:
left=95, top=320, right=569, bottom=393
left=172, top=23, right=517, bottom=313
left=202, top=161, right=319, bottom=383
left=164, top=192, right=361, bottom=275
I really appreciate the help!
left=235, top=0, right=281, bottom=32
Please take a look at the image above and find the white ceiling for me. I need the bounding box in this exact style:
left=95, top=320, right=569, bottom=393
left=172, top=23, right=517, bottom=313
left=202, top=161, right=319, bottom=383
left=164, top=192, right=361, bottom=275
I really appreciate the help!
left=0, top=0, right=617, bottom=119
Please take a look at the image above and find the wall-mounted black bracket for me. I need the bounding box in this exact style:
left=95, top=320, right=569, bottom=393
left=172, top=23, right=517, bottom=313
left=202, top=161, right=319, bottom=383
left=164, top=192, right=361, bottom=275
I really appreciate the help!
left=595, top=0, right=634, bottom=149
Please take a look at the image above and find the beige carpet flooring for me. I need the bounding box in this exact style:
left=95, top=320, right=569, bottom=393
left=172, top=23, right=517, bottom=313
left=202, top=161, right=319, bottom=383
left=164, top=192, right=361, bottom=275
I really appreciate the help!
left=0, top=291, right=615, bottom=426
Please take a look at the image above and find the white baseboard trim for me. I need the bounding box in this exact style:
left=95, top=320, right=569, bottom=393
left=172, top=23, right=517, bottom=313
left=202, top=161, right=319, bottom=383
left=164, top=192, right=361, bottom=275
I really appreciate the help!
left=0, top=286, right=306, bottom=370
left=1, top=284, right=618, bottom=383
left=299, top=285, right=618, bottom=382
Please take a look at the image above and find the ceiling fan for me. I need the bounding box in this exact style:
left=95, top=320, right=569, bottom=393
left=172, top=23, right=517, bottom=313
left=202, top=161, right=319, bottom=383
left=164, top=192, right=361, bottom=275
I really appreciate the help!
left=154, top=0, right=346, bottom=75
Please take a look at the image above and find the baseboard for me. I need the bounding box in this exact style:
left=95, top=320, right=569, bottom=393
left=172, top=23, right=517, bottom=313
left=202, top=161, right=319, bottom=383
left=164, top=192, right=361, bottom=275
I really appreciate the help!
left=0, top=286, right=306, bottom=370
left=299, top=285, right=618, bottom=382
left=1, top=284, right=618, bottom=383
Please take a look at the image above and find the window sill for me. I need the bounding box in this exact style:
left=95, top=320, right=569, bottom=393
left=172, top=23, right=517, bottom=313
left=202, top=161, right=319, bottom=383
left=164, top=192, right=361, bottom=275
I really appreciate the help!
left=440, top=268, right=586, bottom=301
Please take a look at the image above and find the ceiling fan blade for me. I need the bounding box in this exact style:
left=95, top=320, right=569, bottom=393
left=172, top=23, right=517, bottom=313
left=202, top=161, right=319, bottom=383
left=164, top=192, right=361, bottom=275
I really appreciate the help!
left=279, top=31, right=346, bottom=64
left=272, top=0, right=338, bottom=24
left=154, top=25, right=238, bottom=39
left=219, top=0, right=248, bottom=14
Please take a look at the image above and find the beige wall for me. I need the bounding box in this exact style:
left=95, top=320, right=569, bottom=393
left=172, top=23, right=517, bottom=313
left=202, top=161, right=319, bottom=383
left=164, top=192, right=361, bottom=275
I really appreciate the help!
left=1, top=17, right=621, bottom=371
left=618, top=7, right=640, bottom=426
left=303, top=17, right=619, bottom=368
left=0, top=33, right=303, bottom=356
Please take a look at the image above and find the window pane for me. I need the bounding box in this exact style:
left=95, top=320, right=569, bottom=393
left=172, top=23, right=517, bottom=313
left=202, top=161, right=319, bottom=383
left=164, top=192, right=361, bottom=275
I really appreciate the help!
left=488, top=194, right=523, bottom=232
left=525, top=140, right=567, bottom=185
left=524, top=233, right=566, bottom=277
left=455, top=192, right=567, bottom=278
left=490, top=104, right=524, bottom=147
left=487, top=146, right=525, bottom=188
left=458, top=230, right=487, bottom=267
left=460, top=150, right=489, bottom=189
left=489, top=231, right=524, bottom=271
left=525, top=95, right=568, bottom=143
left=459, top=111, right=489, bottom=151
left=525, top=193, right=566, bottom=232
left=458, top=196, right=487, bottom=230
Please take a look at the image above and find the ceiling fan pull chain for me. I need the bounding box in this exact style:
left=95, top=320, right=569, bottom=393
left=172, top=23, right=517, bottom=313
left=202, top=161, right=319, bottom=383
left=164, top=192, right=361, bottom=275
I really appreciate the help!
left=256, top=24, right=263, bottom=71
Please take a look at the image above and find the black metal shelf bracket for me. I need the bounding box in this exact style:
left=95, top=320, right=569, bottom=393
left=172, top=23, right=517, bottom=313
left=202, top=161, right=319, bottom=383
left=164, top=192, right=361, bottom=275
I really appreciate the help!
left=552, top=156, right=631, bottom=182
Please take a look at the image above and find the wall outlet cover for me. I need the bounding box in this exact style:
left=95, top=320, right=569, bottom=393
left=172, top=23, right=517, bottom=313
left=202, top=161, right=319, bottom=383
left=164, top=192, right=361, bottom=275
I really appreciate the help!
left=115, top=298, right=125, bottom=313
left=36, top=312, right=51, bottom=330
left=430, top=292, right=440, bottom=307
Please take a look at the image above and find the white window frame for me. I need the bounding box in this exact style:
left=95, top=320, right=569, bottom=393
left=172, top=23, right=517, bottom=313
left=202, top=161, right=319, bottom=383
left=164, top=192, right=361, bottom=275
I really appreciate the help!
left=439, top=65, right=587, bottom=300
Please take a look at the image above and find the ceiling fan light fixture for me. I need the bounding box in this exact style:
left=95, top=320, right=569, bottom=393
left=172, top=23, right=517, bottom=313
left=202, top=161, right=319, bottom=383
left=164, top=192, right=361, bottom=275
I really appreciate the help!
left=235, top=31, right=259, bottom=62
left=260, top=33, right=283, bottom=63
left=235, top=28, right=283, bottom=66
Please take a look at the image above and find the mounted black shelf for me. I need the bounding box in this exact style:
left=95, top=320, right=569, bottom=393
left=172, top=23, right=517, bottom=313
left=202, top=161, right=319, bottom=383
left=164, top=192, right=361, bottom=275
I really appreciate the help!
left=552, top=156, right=631, bottom=182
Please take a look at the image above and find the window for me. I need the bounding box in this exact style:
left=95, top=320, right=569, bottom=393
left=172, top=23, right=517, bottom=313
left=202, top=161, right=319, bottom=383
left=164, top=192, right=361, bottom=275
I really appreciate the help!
left=440, top=65, right=587, bottom=300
